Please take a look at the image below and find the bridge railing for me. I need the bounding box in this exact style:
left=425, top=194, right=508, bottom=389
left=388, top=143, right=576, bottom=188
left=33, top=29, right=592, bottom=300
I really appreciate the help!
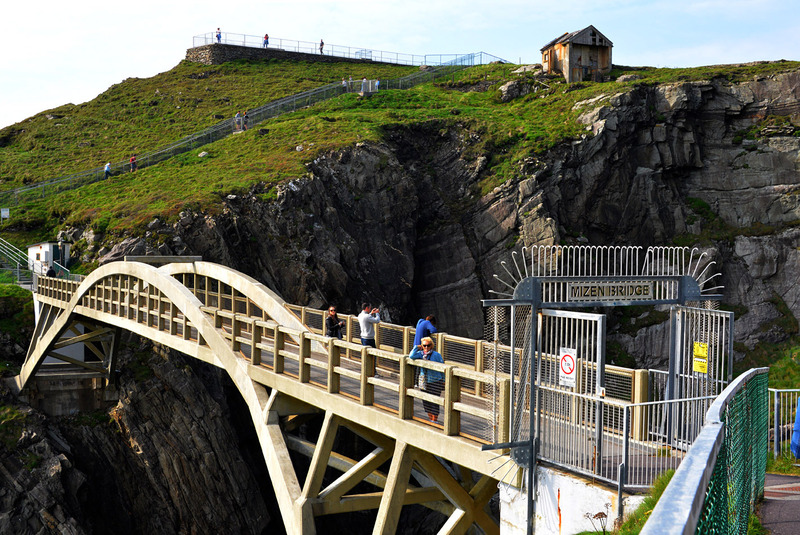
left=770, top=388, right=800, bottom=460
left=640, top=368, right=768, bottom=535
left=201, top=303, right=510, bottom=444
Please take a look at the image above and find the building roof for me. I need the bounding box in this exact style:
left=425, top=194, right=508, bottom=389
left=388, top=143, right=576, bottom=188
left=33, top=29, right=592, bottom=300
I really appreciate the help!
left=540, top=25, right=613, bottom=52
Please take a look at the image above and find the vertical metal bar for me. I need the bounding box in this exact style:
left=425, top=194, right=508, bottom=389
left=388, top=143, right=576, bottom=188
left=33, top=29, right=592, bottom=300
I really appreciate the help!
left=773, top=390, right=780, bottom=459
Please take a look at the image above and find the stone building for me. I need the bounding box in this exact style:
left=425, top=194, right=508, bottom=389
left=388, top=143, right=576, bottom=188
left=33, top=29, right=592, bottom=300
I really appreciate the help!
left=540, top=25, right=613, bottom=83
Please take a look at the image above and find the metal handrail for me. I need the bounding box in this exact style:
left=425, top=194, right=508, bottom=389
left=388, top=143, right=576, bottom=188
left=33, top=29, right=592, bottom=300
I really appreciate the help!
left=640, top=367, right=769, bottom=535
left=0, top=52, right=490, bottom=207
left=193, top=32, right=508, bottom=67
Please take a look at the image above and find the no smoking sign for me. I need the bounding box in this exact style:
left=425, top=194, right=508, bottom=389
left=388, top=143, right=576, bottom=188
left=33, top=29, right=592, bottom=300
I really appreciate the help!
left=559, top=348, right=577, bottom=388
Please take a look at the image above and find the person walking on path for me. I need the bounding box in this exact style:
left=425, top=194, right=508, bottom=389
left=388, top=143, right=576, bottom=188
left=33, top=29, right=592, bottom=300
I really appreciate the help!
left=413, top=315, right=437, bottom=347
left=103, top=162, right=111, bottom=180
left=326, top=305, right=345, bottom=340
left=129, top=154, right=137, bottom=172
left=216, top=28, right=221, bottom=43
left=234, top=111, right=242, bottom=131
left=243, top=110, right=249, bottom=130
left=319, top=39, right=324, bottom=54
left=263, top=33, right=269, bottom=48
left=357, top=302, right=380, bottom=347
left=409, top=336, right=445, bottom=422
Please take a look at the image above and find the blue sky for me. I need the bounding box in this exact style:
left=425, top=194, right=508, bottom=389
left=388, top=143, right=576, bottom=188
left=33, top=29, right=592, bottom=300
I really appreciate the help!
left=1, top=0, right=798, bottom=130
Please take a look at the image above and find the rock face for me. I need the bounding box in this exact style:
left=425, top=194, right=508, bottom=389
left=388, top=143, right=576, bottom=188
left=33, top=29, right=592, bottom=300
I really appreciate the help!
left=66, top=69, right=800, bottom=367
left=0, top=341, right=274, bottom=534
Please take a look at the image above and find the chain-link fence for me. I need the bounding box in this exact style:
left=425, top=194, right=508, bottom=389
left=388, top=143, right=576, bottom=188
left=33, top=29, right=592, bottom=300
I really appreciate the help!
left=641, top=368, right=769, bottom=535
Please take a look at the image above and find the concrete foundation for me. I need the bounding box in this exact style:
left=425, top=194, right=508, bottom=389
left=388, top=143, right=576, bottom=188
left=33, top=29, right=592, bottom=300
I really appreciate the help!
left=500, top=465, right=647, bottom=535
left=24, top=373, right=118, bottom=417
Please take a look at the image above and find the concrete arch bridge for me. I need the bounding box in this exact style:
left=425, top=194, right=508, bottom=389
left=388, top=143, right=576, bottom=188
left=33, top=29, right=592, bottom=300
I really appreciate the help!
left=9, top=260, right=515, bottom=534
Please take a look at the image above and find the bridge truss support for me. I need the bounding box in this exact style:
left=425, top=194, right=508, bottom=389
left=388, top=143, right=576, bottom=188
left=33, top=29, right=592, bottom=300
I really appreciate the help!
left=266, top=390, right=500, bottom=534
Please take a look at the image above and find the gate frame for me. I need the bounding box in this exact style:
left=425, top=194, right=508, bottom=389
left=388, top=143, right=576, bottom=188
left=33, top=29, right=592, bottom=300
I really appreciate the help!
left=482, top=274, right=724, bottom=535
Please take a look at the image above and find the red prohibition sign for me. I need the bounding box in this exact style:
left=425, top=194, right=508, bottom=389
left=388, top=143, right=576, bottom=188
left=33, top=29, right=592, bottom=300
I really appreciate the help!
left=561, top=354, right=575, bottom=375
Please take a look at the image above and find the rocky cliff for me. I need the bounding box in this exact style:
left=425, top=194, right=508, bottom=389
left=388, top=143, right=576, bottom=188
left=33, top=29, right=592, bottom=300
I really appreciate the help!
left=0, top=339, right=276, bottom=534
left=79, top=68, right=800, bottom=367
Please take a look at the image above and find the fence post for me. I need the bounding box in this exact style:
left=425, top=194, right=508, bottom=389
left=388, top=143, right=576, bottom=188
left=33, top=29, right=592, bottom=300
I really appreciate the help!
left=251, top=319, right=262, bottom=366
left=327, top=341, right=340, bottom=394
left=773, top=390, right=780, bottom=459
left=360, top=346, right=374, bottom=405
left=298, top=332, right=310, bottom=383
left=633, top=369, right=649, bottom=441
left=274, top=325, right=285, bottom=374
left=498, top=378, right=511, bottom=445
left=399, top=356, right=413, bottom=419
left=444, top=366, right=459, bottom=436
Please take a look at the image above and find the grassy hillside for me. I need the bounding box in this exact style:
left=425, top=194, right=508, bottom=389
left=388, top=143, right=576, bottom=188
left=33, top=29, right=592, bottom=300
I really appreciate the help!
left=1, top=58, right=798, bottom=244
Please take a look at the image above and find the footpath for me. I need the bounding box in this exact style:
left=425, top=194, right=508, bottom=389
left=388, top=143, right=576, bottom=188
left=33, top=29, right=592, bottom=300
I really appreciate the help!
left=761, top=473, right=800, bottom=535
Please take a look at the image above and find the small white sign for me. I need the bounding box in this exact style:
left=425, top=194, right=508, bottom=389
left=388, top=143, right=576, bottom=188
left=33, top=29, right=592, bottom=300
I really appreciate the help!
left=0, top=208, right=9, bottom=220
left=559, top=348, right=577, bottom=388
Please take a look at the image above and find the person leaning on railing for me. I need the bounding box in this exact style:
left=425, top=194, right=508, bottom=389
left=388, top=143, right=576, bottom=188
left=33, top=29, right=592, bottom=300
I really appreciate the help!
left=409, top=336, right=444, bottom=423
left=326, top=305, right=344, bottom=340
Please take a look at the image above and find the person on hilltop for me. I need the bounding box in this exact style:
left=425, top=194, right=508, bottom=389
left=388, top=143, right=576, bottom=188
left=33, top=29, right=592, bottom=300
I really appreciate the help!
left=263, top=33, right=269, bottom=48
left=216, top=28, right=221, bottom=43
left=357, top=302, right=380, bottom=347
left=326, top=305, right=345, bottom=340
left=129, top=154, right=137, bottom=172
left=319, top=39, right=324, bottom=54
left=409, top=336, right=445, bottom=422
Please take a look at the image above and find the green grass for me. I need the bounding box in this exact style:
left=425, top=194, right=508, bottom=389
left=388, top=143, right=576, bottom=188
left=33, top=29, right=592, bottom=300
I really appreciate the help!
left=1, top=59, right=798, bottom=242
left=0, top=404, right=27, bottom=449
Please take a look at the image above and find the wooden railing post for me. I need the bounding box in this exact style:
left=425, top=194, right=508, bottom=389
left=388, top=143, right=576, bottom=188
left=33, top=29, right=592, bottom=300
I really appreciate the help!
left=444, top=366, right=460, bottom=436
left=250, top=318, right=262, bottom=366
left=298, top=332, right=311, bottom=383
left=360, top=346, right=374, bottom=405
left=327, top=341, right=340, bottom=393
left=399, top=356, right=413, bottom=419
left=274, top=325, right=285, bottom=374
left=402, top=326, right=411, bottom=355
left=632, top=369, right=649, bottom=441
left=498, top=378, right=511, bottom=444
left=300, top=305, right=307, bottom=326
left=231, top=315, right=241, bottom=352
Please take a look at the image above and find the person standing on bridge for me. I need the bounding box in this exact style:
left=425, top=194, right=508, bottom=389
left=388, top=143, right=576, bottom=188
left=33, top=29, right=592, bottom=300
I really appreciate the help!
left=326, top=306, right=345, bottom=340
left=263, top=33, right=269, bottom=48
left=358, top=302, right=380, bottom=347
left=216, top=28, right=221, bottom=43
left=410, top=337, right=444, bottom=423
left=413, top=315, right=437, bottom=347
left=319, top=39, right=324, bottom=54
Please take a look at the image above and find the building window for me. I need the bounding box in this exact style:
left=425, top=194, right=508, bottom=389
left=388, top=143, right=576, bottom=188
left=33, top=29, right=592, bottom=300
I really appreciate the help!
left=36, top=253, right=41, bottom=260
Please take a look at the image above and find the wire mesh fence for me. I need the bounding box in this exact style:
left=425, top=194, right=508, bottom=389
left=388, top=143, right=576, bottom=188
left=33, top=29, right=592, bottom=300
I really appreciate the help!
left=641, top=368, right=769, bottom=535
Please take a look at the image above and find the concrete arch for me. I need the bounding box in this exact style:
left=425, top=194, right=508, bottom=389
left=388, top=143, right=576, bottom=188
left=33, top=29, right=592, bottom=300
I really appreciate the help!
left=15, top=261, right=315, bottom=531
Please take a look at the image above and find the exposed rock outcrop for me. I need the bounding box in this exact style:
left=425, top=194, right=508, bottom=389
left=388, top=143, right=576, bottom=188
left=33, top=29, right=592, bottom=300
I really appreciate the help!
left=62, top=69, right=800, bottom=367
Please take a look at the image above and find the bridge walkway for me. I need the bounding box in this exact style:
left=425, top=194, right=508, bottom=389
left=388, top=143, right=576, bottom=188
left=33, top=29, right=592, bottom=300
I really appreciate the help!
left=10, top=260, right=514, bottom=534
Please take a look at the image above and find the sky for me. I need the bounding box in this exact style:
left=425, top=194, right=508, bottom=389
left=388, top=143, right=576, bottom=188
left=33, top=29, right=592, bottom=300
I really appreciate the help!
left=1, top=0, right=798, bottom=130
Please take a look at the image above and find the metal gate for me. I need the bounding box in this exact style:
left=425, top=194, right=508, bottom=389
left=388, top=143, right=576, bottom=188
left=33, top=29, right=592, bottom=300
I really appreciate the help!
left=535, top=309, right=606, bottom=476
left=664, top=305, right=734, bottom=448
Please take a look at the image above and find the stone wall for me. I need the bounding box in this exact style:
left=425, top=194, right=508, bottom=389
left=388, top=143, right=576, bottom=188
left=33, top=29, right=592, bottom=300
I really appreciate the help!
left=186, top=44, right=399, bottom=66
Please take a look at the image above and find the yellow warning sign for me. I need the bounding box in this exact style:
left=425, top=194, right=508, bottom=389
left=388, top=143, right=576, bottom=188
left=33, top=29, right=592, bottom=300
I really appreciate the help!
left=693, top=342, right=708, bottom=374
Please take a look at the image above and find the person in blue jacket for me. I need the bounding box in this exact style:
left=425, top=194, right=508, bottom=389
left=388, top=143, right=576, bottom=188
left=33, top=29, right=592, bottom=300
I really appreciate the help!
left=791, top=401, right=800, bottom=459
left=413, top=315, right=437, bottom=347
left=409, top=336, right=444, bottom=422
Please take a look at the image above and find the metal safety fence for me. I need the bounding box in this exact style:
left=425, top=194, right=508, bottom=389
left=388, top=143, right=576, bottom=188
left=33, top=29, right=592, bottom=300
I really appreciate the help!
left=0, top=51, right=496, bottom=207
left=770, top=388, right=800, bottom=460
left=193, top=32, right=500, bottom=67
left=640, top=368, right=769, bottom=535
